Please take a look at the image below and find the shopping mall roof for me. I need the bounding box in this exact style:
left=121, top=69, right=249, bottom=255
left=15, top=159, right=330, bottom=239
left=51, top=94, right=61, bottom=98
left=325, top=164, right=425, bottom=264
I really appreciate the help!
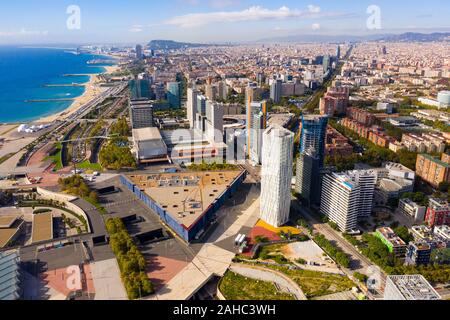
left=126, top=170, right=244, bottom=228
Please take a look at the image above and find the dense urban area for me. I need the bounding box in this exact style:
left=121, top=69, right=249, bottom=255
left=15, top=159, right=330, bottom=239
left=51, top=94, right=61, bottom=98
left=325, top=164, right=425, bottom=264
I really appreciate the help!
left=1, top=36, right=450, bottom=301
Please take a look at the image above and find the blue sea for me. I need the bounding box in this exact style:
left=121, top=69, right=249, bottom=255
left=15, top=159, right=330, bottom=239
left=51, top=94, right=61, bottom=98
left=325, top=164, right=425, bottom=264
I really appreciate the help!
left=0, top=47, right=112, bottom=123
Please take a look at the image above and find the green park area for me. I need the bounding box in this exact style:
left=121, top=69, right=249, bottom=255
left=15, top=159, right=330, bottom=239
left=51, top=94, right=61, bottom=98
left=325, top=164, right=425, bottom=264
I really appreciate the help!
left=45, top=142, right=63, bottom=171
left=219, top=271, right=295, bottom=300
left=262, top=264, right=355, bottom=299
left=76, top=160, right=103, bottom=172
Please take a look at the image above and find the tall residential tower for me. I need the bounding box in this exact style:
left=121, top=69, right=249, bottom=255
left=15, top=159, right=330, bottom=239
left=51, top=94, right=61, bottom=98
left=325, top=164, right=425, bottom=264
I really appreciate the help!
left=260, top=127, right=294, bottom=227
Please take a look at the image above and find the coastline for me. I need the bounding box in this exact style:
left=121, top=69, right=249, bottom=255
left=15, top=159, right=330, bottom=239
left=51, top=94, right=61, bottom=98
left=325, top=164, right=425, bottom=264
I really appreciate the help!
left=34, top=65, right=120, bottom=124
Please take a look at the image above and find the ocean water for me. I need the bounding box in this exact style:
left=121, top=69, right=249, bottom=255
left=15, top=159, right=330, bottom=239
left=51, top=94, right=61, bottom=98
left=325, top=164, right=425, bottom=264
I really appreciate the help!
left=0, top=47, right=110, bottom=123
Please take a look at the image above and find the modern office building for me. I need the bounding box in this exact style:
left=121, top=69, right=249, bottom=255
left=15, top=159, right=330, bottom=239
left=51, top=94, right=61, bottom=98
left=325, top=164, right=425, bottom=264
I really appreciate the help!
left=270, top=79, right=282, bottom=103
left=130, top=99, right=154, bottom=129
left=295, top=150, right=321, bottom=207
left=320, top=172, right=360, bottom=232
left=405, top=242, right=432, bottom=266
left=425, top=198, right=450, bottom=227
left=323, top=54, right=331, bottom=72
left=384, top=275, right=441, bottom=300
left=375, top=227, right=407, bottom=258
left=154, top=82, right=166, bottom=101
left=299, top=115, right=328, bottom=167
left=129, top=79, right=152, bottom=100
left=135, top=44, right=143, bottom=60
left=187, top=88, right=199, bottom=129
left=260, top=127, right=294, bottom=227
left=166, top=82, right=181, bottom=109
left=246, top=100, right=267, bottom=165
left=336, top=45, right=341, bottom=60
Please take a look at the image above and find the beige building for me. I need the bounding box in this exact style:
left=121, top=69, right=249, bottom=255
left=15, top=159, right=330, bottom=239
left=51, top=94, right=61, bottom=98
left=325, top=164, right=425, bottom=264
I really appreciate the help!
left=416, top=154, right=450, bottom=188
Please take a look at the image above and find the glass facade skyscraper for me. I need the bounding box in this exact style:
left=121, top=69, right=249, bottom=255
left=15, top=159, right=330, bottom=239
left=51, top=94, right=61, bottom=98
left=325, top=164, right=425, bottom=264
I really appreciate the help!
left=299, top=115, right=328, bottom=167
left=166, top=82, right=181, bottom=109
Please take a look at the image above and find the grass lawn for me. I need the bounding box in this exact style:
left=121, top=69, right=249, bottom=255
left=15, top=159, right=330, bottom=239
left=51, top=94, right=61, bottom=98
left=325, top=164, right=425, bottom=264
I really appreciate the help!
left=261, top=264, right=355, bottom=299
left=219, top=271, right=295, bottom=300
left=76, top=160, right=103, bottom=172
left=44, top=143, right=63, bottom=170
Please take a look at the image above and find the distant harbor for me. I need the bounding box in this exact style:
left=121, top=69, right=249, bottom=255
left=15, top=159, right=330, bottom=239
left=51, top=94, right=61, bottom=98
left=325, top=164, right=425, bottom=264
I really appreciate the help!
left=87, top=59, right=117, bottom=65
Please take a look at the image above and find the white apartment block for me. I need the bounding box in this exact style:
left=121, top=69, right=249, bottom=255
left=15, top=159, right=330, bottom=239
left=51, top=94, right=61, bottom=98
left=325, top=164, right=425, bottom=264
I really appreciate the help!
left=347, top=170, right=377, bottom=219
left=398, top=199, right=427, bottom=222
left=434, top=225, right=450, bottom=241
left=260, top=127, right=294, bottom=228
left=320, top=173, right=360, bottom=232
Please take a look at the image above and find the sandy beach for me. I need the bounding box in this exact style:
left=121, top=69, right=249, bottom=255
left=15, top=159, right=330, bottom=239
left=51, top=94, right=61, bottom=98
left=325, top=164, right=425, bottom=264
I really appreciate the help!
left=35, top=65, right=120, bottom=124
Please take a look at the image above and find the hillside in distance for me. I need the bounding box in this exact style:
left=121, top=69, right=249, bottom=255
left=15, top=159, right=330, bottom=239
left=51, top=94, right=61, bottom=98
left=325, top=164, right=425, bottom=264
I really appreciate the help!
left=148, top=40, right=214, bottom=50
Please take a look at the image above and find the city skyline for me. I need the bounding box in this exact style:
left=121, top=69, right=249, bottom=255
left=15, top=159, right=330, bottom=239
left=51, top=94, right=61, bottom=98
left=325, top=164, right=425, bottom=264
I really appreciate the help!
left=0, top=0, right=449, bottom=44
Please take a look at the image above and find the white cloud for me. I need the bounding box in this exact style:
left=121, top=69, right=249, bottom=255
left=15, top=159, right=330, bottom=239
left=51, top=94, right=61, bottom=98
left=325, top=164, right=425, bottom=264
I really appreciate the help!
left=308, top=5, right=321, bottom=14
left=311, top=23, right=321, bottom=30
left=129, top=25, right=143, bottom=33
left=208, top=0, right=241, bottom=8
left=0, top=28, right=49, bottom=37
left=165, top=5, right=341, bottom=28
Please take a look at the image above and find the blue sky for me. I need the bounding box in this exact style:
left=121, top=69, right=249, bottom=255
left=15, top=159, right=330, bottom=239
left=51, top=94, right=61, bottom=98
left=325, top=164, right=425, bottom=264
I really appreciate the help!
left=0, top=0, right=448, bottom=44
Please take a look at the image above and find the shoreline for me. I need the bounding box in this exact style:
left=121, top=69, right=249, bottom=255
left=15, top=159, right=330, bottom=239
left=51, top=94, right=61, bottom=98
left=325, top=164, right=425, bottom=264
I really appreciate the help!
left=34, top=65, right=120, bottom=124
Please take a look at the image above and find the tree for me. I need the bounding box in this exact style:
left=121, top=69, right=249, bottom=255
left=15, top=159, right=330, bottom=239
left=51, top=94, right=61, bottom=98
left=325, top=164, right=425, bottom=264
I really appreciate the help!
left=394, top=226, right=414, bottom=244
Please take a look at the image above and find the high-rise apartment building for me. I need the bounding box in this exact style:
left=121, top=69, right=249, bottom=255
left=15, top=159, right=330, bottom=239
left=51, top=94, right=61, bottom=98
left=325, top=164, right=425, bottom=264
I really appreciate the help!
left=270, top=79, right=282, bottom=103
left=187, top=88, right=199, bottom=129
left=320, top=172, right=360, bottom=232
left=246, top=100, right=267, bottom=165
left=130, top=99, right=154, bottom=129
left=205, top=101, right=224, bottom=144
left=348, top=170, right=377, bottom=219
left=260, top=127, right=294, bottom=228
